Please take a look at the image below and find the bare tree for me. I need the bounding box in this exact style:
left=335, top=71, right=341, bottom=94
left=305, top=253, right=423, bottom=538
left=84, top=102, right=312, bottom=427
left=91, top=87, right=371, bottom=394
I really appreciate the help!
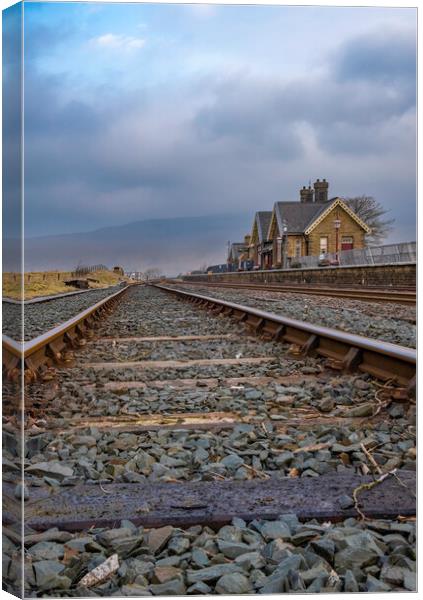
left=142, top=268, right=163, bottom=281
left=344, top=195, right=395, bottom=245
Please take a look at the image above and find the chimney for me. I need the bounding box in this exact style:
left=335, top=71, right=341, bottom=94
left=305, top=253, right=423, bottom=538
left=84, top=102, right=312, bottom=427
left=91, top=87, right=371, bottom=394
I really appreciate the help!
left=300, top=185, right=314, bottom=203
left=313, top=178, right=329, bottom=203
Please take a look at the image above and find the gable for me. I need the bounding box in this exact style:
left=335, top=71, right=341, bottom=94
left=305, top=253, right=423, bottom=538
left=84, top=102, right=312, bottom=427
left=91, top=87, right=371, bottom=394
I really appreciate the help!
left=304, top=198, right=371, bottom=235
left=250, top=218, right=259, bottom=245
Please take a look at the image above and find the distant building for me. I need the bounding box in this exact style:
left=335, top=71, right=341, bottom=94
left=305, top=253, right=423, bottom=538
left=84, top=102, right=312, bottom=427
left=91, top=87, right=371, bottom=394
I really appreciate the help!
left=227, top=235, right=252, bottom=271
left=249, top=211, right=273, bottom=269
left=248, top=179, right=370, bottom=268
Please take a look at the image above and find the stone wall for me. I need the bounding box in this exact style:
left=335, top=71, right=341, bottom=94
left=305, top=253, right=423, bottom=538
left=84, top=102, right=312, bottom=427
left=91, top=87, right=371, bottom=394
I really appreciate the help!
left=182, top=263, right=416, bottom=288
left=307, top=209, right=366, bottom=256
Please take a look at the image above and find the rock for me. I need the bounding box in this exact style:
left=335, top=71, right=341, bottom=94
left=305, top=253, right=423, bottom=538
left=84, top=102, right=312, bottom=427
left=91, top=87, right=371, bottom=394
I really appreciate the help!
left=274, top=451, right=294, bottom=467
left=168, top=536, right=190, bottom=555
left=221, top=454, right=244, bottom=471
left=150, top=578, right=186, bottom=595
left=33, top=560, right=70, bottom=591
left=300, top=565, right=330, bottom=586
left=403, top=570, right=416, bottom=591
left=120, top=584, right=152, bottom=596
left=380, top=564, right=405, bottom=586
left=389, top=404, right=405, bottom=418
left=187, top=582, right=212, bottom=594
left=217, top=540, right=254, bottom=559
left=344, top=404, right=374, bottom=418
left=339, top=494, right=355, bottom=509
left=318, top=398, right=335, bottom=413
left=263, top=538, right=293, bottom=563
left=259, top=555, right=304, bottom=593
left=354, top=379, right=370, bottom=390
left=234, top=551, right=265, bottom=570
left=24, top=528, right=73, bottom=545
left=334, top=546, right=379, bottom=573
left=28, top=541, right=64, bottom=561
left=191, top=547, right=209, bottom=567
left=153, top=566, right=182, bottom=584
left=146, top=526, right=173, bottom=554
left=260, top=520, right=291, bottom=541
left=310, top=538, right=335, bottom=563
left=215, top=573, right=251, bottom=594
left=186, top=564, right=243, bottom=584
left=343, top=569, right=359, bottom=592
left=26, top=462, right=73, bottom=480
left=366, top=574, right=391, bottom=592
left=96, top=527, right=142, bottom=554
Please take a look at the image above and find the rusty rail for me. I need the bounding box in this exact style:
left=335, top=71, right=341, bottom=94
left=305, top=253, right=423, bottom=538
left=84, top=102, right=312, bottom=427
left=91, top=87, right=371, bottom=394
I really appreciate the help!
left=174, top=280, right=416, bottom=305
left=2, top=285, right=132, bottom=380
left=153, top=284, right=416, bottom=388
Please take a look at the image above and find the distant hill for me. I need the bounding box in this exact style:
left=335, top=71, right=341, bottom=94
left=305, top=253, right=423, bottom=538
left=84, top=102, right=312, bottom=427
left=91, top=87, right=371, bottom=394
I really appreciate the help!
left=4, top=213, right=252, bottom=275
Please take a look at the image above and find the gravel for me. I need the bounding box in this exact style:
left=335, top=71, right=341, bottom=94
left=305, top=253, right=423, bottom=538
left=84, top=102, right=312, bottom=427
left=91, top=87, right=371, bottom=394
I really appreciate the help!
left=3, top=516, right=416, bottom=596
left=3, top=285, right=415, bottom=596
left=3, top=286, right=122, bottom=341
left=177, top=284, right=416, bottom=348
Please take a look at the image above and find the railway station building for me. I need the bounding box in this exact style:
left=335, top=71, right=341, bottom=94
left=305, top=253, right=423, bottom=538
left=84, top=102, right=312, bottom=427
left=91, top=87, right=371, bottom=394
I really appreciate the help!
left=250, top=179, right=371, bottom=268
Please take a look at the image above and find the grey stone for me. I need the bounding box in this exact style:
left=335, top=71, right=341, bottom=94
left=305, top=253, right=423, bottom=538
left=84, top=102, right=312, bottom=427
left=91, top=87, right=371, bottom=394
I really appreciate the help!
left=335, top=546, right=379, bottom=573
left=259, top=555, right=304, bottom=593
left=260, top=520, right=291, bottom=541
left=366, top=574, right=391, bottom=592
left=217, top=540, right=254, bottom=559
left=318, top=398, right=335, bottom=413
left=338, top=494, right=354, bottom=509
left=343, top=569, right=359, bottom=592
left=186, top=564, right=243, bottom=584
left=146, top=526, right=173, bottom=554
left=221, top=454, right=244, bottom=471
left=150, top=578, right=186, bottom=595
left=168, top=536, right=190, bottom=555
left=310, top=538, right=335, bottom=563
left=187, top=581, right=212, bottom=594
left=191, top=547, right=209, bottom=567
left=120, top=584, right=152, bottom=596
left=234, top=551, right=265, bottom=570
left=28, top=541, right=64, bottom=561
left=33, top=560, right=70, bottom=591
left=26, top=462, right=73, bottom=480
left=403, top=570, right=416, bottom=591
left=215, top=573, right=251, bottom=594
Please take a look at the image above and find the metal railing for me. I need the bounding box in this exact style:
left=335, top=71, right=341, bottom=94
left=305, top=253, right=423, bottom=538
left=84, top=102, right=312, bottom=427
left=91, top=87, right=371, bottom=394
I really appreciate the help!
left=291, top=242, right=416, bottom=269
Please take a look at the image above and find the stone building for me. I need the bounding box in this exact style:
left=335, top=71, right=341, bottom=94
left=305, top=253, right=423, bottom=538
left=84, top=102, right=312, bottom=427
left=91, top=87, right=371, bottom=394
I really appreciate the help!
left=251, top=179, right=370, bottom=268
left=227, top=235, right=251, bottom=270
left=249, top=211, right=273, bottom=269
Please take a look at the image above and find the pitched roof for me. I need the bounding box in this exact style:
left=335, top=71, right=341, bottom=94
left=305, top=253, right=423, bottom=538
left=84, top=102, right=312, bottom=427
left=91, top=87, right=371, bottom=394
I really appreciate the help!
left=228, top=242, right=246, bottom=261
left=273, top=201, right=331, bottom=234
left=254, top=211, right=273, bottom=242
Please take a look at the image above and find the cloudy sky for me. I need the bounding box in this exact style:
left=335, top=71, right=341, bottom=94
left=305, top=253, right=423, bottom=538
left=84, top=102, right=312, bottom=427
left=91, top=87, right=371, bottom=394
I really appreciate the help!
left=21, top=1, right=416, bottom=241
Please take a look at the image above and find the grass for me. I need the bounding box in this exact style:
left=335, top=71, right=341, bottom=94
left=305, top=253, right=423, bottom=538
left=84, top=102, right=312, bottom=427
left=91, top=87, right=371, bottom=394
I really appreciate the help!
left=3, top=270, right=129, bottom=300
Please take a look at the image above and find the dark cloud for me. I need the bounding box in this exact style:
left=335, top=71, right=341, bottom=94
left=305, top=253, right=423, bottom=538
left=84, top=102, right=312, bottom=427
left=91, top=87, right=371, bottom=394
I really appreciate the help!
left=21, top=25, right=416, bottom=248
left=334, top=30, right=416, bottom=84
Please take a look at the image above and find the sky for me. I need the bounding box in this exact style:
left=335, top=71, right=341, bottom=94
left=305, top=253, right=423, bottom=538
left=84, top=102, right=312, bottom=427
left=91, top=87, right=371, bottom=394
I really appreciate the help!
left=8, top=2, right=418, bottom=242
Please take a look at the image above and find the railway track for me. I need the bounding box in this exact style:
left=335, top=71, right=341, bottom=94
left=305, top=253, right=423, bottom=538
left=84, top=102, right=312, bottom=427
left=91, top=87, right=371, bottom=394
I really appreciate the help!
left=174, top=280, right=416, bottom=305
left=2, top=284, right=416, bottom=595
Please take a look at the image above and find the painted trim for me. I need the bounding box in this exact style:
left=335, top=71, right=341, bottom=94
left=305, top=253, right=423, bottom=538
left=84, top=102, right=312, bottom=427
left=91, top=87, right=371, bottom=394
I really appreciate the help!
left=304, top=198, right=371, bottom=235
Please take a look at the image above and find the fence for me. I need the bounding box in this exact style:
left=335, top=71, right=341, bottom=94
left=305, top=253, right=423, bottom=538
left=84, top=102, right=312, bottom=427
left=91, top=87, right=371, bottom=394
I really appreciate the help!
left=291, top=242, right=416, bottom=269
left=73, top=264, right=109, bottom=276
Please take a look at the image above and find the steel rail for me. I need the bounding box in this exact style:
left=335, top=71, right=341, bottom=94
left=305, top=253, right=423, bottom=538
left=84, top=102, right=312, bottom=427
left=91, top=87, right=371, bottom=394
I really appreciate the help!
left=2, top=285, right=132, bottom=378
left=153, top=284, right=416, bottom=388
left=175, top=281, right=416, bottom=304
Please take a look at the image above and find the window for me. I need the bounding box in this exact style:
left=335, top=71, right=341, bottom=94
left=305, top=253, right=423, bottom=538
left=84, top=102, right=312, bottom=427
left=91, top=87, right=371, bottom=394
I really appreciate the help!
left=319, top=236, right=328, bottom=254
left=341, top=236, right=354, bottom=251
left=295, top=239, right=302, bottom=257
